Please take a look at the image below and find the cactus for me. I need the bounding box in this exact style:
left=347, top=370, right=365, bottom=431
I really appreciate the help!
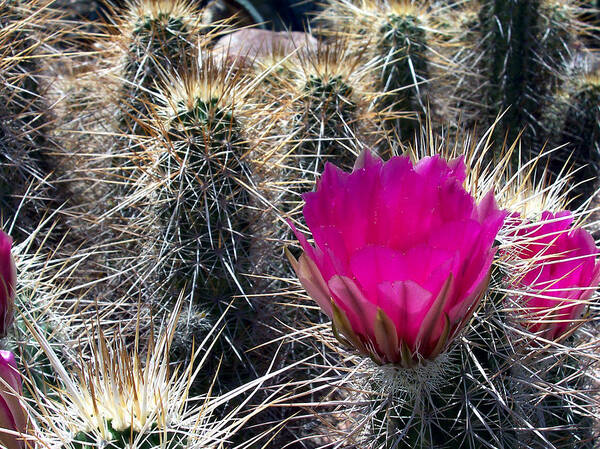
left=27, top=311, right=262, bottom=449
left=543, top=69, right=600, bottom=203
left=151, top=65, right=252, bottom=308
left=117, top=0, right=205, bottom=128
left=475, top=0, right=584, bottom=162
left=0, top=0, right=58, bottom=240
left=377, top=5, right=430, bottom=140
left=318, top=1, right=432, bottom=142
left=115, top=61, right=264, bottom=391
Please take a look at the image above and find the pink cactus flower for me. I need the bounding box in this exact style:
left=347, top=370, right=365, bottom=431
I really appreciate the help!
left=288, top=150, right=506, bottom=367
left=508, top=211, right=600, bottom=340
left=0, top=351, right=28, bottom=449
left=0, top=231, right=15, bottom=338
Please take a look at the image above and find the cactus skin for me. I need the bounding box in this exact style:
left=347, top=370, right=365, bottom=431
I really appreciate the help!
left=377, top=11, right=429, bottom=141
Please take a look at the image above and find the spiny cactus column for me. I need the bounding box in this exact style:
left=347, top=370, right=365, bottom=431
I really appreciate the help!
left=292, top=44, right=368, bottom=170
left=33, top=328, right=197, bottom=449
left=143, top=66, right=257, bottom=386
left=118, top=0, right=205, bottom=129
left=377, top=5, right=430, bottom=141
left=477, top=0, right=579, bottom=160
left=318, top=1, right=432, bottom=143
left=109, top=0, right=208, bottom=305
left=156, top=87, right=251, bottom=307
left=0, top=0, right=57, bottom=240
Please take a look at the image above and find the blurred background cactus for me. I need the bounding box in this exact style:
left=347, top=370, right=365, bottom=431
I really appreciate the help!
left=0, top=0, right=599, bottom=447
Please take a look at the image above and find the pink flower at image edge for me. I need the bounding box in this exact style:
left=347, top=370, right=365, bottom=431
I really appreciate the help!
left=0, top=350, right=28, bottom=449
left=0, top=231, right=15, bottom=338
left=510, top=211, right=600, bottom=340
left=288, top=150, right=506, bottom=367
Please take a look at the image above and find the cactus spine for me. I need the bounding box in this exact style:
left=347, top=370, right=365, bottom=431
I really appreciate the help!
left=0, top=0, right=57, bottom=240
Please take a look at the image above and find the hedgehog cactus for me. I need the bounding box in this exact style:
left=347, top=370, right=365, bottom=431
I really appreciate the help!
left=118, top=0, right=205, bottom=127
left=290, top=40, right=373, bottom=170
left=31, top=322, right=214, bottom=449
left=152, top=66, right=252, bottom=308
left=319, top=1, right=431, bottom=142
left=115, top=62, right=262, bottom=386
left=287, top=136, right=600, bottom=448
left=268, top=38, right=381, bottom=222
left=475, top=0, right=584, bottom=160
left=377, top=5, right=430, bottom=139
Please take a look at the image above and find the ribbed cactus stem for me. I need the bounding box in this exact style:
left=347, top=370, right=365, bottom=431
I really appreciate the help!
left=121, top=1, right=202, bottom=130
left=377, top=11, right=429, bottom=141
left=479, top=0, right=573, bottom=163
left=481, top=0, right=540, bottom=151
left=157, top=91, right=261, bottom=390
left=297, top=73, right=359, bottom=171
left=158, top=96, right=250, bottom=305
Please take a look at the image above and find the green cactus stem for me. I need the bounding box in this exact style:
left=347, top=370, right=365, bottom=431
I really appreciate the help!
left=377, top=10, right=429, bottom=142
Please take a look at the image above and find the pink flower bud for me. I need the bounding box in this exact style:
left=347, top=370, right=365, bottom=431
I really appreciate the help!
left=288, top=150, right=506, bottom=367
left=508, top=211, right=600, bottom=340
left=0, top=231, right=15, bottom=338
left=0, top=351, right=28, bottom=449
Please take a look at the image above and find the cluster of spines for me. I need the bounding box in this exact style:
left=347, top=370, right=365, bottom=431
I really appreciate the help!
left=318, top=1, right=432, bottom=143
left=0, top=0, right=58, bottom=240
left=117, top=0, right=205, bottom=128
left=111, top=57, right=268, bottom=393
left=290, top=41, right=369, bottom=168
left=474, top=1, right=590, bottom=163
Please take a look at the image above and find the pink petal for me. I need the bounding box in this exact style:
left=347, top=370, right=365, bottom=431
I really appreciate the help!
left=352, top=149, right=382, bottom=171
left=376, top=280, right=433, bottom=350
left=416, top=274, right=454, bottom=355
left=292, top=253, right=334, bottom=318
left=328, top=275, right=378, bottom=338
left=414, top=154, right=466, bottom=184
